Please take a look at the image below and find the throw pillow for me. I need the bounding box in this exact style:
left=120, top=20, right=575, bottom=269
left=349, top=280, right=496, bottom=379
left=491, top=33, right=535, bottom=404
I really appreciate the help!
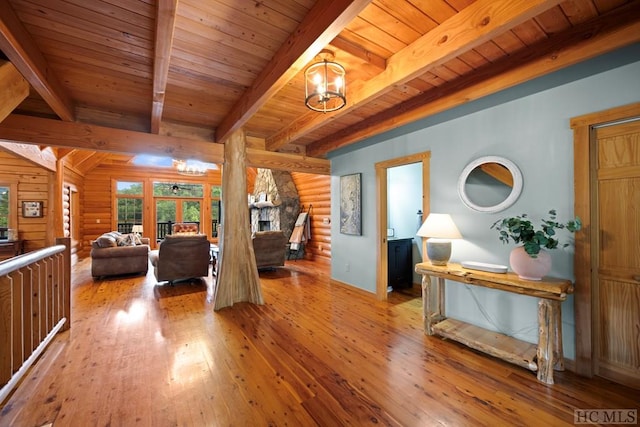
left=116, top=233, right=136, bottom=246
left=132, top=233, right=142, bottom=245
left=96, top=235, right=117, bottom=248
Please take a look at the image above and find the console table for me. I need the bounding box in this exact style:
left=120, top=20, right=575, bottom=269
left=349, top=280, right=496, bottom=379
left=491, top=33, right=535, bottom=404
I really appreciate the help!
left=0, top=240, right=25, bottom=258
left=415, top=262, right=573, bottom=385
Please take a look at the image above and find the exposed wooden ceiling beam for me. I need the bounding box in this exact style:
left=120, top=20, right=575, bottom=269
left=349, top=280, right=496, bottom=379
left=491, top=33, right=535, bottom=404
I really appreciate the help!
left=0, top=141, right=56, bottom=171
left=0, top=60, right=28, bottom=122
left=151, top=0, right=178, bottom=134
left=74, top=152, right=112, bottom=175
left=214, top=0, right=372, bottom=144
left=55, top=148, right=75, bottom=159
left=0, top=114, right=329, bottom=174
left=0, top=0, right=75, bottom=121
left=267, top=0, right=562, bottom=151
left=307, top=3, right=640, bottom=157
left=329, top=36, right=386, bottom=71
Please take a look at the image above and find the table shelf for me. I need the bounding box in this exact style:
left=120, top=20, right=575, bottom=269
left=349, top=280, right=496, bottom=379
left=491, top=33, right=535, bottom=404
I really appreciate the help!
left=432, top=318, right=538, bottom=371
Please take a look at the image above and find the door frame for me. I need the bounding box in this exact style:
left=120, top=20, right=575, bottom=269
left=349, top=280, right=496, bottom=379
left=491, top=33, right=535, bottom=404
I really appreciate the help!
left=153, top=197, right=203, bottom=240
left=571, top=101, right=640, bottom=376
left=375, top=151, right=430, bottom=300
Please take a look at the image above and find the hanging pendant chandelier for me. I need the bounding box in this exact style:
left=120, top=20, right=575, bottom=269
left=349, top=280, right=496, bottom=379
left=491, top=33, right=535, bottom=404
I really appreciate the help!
left=304, top=49, right=346, bottom=113
left=173, top=159, right=206, bottom=176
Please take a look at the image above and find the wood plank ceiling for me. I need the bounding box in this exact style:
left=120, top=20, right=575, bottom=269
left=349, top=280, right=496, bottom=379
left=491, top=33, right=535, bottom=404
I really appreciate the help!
left=0, top=0, right=639, bottom=174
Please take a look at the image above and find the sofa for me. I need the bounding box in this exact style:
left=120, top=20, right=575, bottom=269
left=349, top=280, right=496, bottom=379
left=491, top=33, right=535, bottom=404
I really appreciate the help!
left=148, top=233, right=210, bottom=284
left=252, top=231, right=287, bottom=269
left=90, top=232, right=150, bottom=278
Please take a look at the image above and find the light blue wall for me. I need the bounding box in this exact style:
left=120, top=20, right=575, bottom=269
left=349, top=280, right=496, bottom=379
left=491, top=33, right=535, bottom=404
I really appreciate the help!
left=329, top=45, right=640, bottom=360
left=387, top=163, right=422, bottom=238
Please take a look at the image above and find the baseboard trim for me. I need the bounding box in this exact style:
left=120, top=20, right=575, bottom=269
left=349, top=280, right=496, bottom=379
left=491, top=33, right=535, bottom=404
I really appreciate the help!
left=330, top=278, right=376, bottom=298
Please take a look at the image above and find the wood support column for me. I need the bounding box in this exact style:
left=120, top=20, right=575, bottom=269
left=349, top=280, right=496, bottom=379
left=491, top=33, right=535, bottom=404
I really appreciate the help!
left=213, top=128, right=264, bottom=310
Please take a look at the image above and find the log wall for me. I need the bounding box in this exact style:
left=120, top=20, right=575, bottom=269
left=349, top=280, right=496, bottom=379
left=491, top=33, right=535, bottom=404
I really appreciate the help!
left=291, top=172, right=331, bottom=262
left=0, top=151, right=51, bottom=257
left=62, top=163, right=85, bottom=265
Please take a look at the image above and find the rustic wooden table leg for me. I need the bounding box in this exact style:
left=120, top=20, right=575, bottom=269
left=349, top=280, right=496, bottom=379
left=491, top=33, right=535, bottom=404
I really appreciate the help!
left=421, top=274, right=434, bottom=335
left=421, top=275, right=445, bottom=336
left=537, top=298, right=557, bottom=384
left=436, top=277, right=445, bottom=320
left=552, top=300, right=565, bottom=371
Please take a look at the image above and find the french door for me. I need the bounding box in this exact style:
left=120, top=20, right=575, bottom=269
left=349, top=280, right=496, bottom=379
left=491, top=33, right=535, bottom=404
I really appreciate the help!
left=154, top=198, right=202, bottom=243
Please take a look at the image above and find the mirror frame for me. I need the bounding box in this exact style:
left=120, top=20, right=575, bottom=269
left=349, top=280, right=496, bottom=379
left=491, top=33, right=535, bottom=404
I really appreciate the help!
left=457, top=156, right=523, bottom=213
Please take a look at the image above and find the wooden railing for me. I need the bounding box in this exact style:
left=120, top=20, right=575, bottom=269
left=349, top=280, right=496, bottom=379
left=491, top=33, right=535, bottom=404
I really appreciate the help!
left=117, top=221, right=219, bottom=241
left=0, top=237, right=71, bottom=404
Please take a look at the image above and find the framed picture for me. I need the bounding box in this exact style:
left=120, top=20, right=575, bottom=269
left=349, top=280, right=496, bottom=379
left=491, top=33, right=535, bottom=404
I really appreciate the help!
left=22, top=201, right=43, bottom=218
left=340, top=173, right=362, bottom=235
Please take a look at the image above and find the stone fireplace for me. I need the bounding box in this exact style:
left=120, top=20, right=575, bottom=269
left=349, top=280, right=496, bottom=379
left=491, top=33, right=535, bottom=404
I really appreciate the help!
left=250, top=169, right=300, bottom=241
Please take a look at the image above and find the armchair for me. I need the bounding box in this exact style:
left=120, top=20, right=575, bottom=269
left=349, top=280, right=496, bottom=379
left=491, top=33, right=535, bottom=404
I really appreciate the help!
left=252, top=231, right=287, bottom=269
left=148, top=234, right=210, bottom=284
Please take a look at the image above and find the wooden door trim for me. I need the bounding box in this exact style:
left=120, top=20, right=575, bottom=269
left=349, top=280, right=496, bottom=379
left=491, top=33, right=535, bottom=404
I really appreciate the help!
left=374, top=151, right=430, bottom=300
left=570, top=101, right=640, bottom=377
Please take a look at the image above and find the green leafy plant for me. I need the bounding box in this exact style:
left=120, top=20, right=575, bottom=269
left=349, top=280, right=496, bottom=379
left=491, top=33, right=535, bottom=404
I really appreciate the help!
left=491, top=209, right=582, bottom=257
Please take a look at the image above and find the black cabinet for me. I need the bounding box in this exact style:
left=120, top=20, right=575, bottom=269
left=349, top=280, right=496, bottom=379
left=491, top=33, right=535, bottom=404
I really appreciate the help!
left=388, top=238, right=413, bottom=289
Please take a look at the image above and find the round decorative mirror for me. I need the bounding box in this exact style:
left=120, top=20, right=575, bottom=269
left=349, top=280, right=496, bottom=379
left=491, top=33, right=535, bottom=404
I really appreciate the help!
left=457, top=156, right=523, bottom=213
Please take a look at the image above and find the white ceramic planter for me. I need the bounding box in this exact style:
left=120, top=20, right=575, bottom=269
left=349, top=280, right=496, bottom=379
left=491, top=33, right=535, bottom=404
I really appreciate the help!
left=509, top=246, right=551, bottom=280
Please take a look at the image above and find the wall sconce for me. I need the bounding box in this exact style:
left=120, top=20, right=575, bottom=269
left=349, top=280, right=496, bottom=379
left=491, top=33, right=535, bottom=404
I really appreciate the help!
left=304, top=49, right=346, bottom=113
left=417, top=213, right=463, bottom=265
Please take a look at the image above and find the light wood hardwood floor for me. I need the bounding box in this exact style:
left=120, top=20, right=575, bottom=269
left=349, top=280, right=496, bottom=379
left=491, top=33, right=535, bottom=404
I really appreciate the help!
left=0, top=258, right=637, bottom=426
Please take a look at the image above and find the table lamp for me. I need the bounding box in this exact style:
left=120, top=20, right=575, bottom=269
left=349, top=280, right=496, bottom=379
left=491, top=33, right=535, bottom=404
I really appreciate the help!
left=416, top=213, right=462, bottom=265
left=131, top=225, right=143, bottom=237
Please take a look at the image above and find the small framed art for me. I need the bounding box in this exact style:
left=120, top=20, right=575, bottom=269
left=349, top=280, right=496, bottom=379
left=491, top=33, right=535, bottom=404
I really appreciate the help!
left=22, top=201, right=43, bottom=218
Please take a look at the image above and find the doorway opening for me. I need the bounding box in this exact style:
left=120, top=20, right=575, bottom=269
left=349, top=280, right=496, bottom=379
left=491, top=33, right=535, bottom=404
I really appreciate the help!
left=375, top=152, right=430, bottom=300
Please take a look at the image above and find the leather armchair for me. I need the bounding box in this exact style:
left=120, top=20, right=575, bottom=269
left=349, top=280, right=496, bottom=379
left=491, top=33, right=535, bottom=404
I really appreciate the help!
left=148, top=234, right=210, bottom=283
left=252, top=231, right=287, bottom=269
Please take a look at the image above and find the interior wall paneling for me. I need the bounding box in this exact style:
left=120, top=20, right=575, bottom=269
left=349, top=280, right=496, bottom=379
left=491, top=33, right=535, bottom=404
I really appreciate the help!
left=291, top=172, right=331, bottom=262
left=0, top=150, right=50, bottom=254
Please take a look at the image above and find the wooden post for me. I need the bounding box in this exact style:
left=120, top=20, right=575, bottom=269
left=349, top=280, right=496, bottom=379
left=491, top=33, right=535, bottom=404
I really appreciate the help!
left=213, top=128, right=264, bottom=310
left=537, top=298, right=555, bottom=384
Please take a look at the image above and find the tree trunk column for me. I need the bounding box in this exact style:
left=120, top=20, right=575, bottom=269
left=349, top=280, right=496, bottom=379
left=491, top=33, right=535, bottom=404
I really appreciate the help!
left=213, top=128, right=263, bottom=310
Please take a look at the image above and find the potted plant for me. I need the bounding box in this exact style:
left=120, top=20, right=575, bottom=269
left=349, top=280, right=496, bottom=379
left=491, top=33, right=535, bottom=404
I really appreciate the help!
left=491, top=209, right=581, bottom=280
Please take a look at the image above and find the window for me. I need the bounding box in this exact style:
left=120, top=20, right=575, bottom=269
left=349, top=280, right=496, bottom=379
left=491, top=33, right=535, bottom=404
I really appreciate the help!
left=0, top=183, right=17, bottom=240
left=115, top=181, right=143, bottom=233
left=0, top=186, right=9, bottom=239
left=211, top=186, right=221, bottom=237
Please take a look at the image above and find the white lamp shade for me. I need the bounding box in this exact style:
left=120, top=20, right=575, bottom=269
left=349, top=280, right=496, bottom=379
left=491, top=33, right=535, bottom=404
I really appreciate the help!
left=416, top=213, right=462, bottom=239
left=417, top=213, right=462, bottom=266
left=131, top=225, right=143, bottom=234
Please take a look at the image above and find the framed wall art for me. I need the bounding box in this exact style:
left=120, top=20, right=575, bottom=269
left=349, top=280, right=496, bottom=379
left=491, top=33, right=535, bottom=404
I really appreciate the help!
left=339, top=173, right=362, bottom=235
left=22, top=201, right=43, bottom=218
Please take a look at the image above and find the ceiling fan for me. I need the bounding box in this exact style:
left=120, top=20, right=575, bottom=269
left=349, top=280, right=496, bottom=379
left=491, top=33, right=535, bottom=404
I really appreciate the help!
left=164, top=183, right=198, bottom=194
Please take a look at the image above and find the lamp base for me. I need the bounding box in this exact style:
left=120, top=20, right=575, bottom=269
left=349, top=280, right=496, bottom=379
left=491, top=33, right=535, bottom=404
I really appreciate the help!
left=427, top=239, right=452, bottom=265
